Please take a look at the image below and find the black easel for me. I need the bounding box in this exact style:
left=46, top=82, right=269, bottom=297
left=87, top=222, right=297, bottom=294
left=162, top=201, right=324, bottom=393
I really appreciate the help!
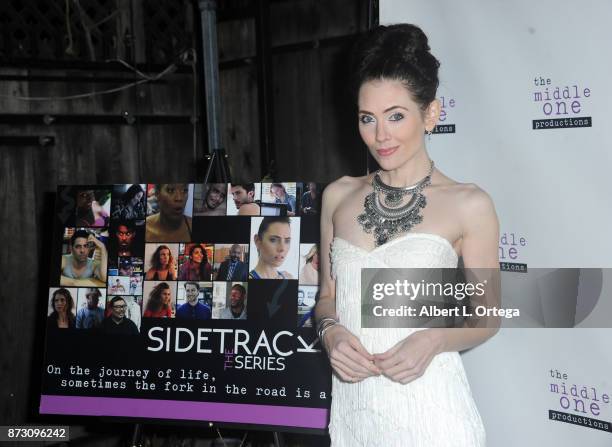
left=273, top=430, right=286, bottom=447
left=202, top=148, right=230, bottom=185
left=130, top=423, right=142, bottom=447
left=198, top=0, right=230, bottom=184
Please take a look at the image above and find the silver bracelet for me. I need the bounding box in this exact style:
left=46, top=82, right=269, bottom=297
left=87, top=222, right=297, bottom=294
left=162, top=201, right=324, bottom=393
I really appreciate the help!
left=317, top=317, right=339, bottom=341
left=317, top=317, right=338, bottom=334
left=319, top=321, right=339, bottom=344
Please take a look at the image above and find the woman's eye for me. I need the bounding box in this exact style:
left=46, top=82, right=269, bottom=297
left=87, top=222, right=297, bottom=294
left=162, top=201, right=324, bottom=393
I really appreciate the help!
left=389, top=112, right=404, bottom=121
left=359, top=114, right=375, bottom=124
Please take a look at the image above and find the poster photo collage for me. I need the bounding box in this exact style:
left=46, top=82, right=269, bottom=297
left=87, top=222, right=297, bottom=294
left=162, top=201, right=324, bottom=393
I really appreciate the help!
left=48, top=183, right=323, bottom=335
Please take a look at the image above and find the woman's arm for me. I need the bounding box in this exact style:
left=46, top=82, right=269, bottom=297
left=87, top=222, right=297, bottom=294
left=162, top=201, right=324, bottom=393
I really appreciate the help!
left=315, top=181, right=381, bottom=382
left=374, top=186, right=500, bottom=383
left=314, top=182, right=342, bottom=323
left=428, top=186, right=501, bottom=352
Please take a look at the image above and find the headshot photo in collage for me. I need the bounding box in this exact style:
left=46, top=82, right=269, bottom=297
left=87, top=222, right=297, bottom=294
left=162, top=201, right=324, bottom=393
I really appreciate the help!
left=103, top=295, right=139, bottom=335
left=227, top=183, right=261, bottom=216
left=261, top=182, right=299, bottom=216
left=212, top=282, right=248, bottom=320
left=178, top=243, right=214, bottom=281
left=47, top=287, right=77, bottom=329
left=105, top=295, right=142, bottom=330
left=248, top=216, right=301, bottom=280
left=145, top=184, right=194, bottom=243
left=60, top=227, right=109, bottom=288
left=144, top=243, right=179, bottom=281
left=176, top=281, right=213, bottom=320
left=111, top=184, right=146, bottom=221
left=142, top=281, right=176, bottom=318
left=194, top=183, right=227, bottom=216
left=300, top=182, right=320, bottom=215
left=75, top=188, right=111, bottom=227
left=213, top=243, right=249, bottom=281
left=51, top=183, right=323, bottom=334
left=108, top=219, right=144, bottom=267
left=75, top=288, right=106, bottom=329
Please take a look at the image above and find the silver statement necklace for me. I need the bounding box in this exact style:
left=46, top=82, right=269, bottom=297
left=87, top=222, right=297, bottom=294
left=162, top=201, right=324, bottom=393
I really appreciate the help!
left=357, top=160, right=434, bottom=246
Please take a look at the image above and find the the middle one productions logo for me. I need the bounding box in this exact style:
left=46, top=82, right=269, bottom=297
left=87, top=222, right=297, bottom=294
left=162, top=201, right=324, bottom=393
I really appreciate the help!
left=499, top=231, right=528, bottom=273
left=532, top=76, right=592, bottom=130
left=548, top=368, right=611, bottom=434
left=433, top=95, right=456, bottom=134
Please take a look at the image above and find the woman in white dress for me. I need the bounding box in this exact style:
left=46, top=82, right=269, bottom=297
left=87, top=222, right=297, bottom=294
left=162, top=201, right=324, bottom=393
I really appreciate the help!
left=314, top=24, right=500, bottom=446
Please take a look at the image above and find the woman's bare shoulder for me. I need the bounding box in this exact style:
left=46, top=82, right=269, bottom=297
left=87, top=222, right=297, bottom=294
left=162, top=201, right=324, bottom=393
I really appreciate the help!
left=323, top=175, right=369, bottom=206
left=440, top=181, right=496, bottom=223
left=327, top=174, right=368, bottom=190
left=455, top=183, right=494, bottom=209
left=433, top=170, right=495, bottom=209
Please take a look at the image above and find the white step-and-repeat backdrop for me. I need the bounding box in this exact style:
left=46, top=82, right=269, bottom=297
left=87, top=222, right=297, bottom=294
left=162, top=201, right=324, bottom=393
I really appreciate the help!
left=381, top=0, right=611, bottom=444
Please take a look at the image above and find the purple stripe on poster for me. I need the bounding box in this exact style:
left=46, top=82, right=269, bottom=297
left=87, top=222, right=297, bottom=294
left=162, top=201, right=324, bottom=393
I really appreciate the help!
left=40, top=395, right=328, bottom=429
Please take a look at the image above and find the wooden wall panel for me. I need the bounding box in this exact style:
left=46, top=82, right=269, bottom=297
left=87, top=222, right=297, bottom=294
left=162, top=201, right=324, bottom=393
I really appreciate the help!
left=24, top=75, right=133, bottom=116
left=272, top=49, right=324, bottom=180
left=270, top=0, right=362, bottom=46
left=220, top=65, right=261, bottom=180
left=272, top=43, right=365, bottom=182
left=138, top=124, right=197, bottom=182
left=0, top=145, right=41, bottom=423
left=218, top=19, right=256, bottom=62
left=317, top=42, right=367, bottom=179
left=0, top=68, right=30, bottom=113
left=135, top=74, right=197, bottom=116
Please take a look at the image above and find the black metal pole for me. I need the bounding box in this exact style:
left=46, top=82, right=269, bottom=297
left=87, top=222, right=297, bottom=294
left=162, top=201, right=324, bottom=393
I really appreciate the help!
left=255, top=0, right=274, bottom=179
left=197, top=0, right=229, bottom=183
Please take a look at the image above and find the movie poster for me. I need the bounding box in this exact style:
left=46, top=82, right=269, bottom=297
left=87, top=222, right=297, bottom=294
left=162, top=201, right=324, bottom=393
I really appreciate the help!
left=41, top=182, right=329, bottom=432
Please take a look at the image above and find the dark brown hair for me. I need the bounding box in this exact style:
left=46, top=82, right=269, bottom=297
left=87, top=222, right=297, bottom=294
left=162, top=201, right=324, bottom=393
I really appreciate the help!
left=351, top=23, right=440, bottom=111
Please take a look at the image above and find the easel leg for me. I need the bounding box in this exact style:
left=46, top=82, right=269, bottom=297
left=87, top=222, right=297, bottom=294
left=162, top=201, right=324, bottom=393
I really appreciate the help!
left=130, top=423, right=142, bottom=447
left=273, top=431, right=285, bottom=447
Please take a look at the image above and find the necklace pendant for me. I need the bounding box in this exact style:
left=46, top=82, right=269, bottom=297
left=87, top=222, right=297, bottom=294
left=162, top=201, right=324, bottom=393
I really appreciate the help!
left=383, top=191, right=404, bottom=206
left=357, top=162, right=434, bottom=247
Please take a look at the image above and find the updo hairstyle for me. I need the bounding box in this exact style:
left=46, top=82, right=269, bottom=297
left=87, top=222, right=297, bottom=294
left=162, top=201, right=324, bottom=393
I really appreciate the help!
left=350, top=24, right=440, bottom=111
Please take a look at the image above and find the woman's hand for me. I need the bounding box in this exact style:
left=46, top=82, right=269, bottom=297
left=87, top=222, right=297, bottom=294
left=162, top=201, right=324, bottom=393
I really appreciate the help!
left=323, top=324, right=381, bottom=382
left=373, top=330, right=443, bottom=384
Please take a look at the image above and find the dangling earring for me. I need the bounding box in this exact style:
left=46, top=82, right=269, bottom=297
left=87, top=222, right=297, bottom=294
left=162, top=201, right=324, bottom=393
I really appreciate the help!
left=425, top=129, right=433, bottom=141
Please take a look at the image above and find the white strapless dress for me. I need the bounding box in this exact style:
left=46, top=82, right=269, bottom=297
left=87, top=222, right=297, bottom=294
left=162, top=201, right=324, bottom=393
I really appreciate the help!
left=328, top=233, right=485, bottom=447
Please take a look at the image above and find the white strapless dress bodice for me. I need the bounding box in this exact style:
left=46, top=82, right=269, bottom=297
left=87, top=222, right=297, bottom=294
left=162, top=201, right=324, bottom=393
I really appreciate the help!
left=329, top=233, right=485, bottom=447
